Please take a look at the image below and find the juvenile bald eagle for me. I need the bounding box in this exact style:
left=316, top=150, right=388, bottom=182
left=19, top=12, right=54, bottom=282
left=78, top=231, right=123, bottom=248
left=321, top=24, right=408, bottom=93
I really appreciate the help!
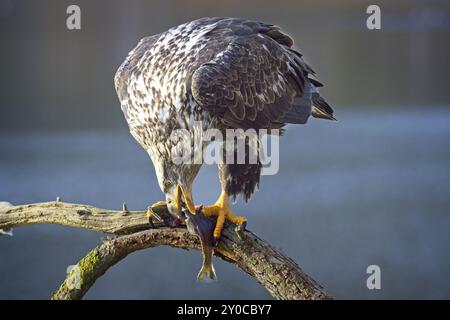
left=115, top=17, right=334, bottom=243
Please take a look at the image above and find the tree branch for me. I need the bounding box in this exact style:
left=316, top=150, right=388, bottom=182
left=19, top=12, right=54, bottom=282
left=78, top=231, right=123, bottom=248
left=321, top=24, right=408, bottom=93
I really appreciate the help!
left=0, top=201, right=332, bottom=300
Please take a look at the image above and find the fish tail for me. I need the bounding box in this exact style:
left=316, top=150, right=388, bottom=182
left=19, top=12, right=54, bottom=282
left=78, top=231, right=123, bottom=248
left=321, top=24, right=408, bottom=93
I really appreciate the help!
left=197, top=262, right=217, bottom=282
left=197, top=247, right=217, bottom=282
left=197, top=244, right=217, bottom=282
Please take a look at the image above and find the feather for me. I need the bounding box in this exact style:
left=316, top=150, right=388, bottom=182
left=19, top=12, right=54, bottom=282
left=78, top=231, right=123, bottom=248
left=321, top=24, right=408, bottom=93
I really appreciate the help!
left=115, top=17, right=334, bottom=203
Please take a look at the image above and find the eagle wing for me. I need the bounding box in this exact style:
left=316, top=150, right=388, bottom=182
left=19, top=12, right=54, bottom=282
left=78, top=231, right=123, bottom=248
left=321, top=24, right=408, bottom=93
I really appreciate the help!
left=191, top=28, right=316, bottom=130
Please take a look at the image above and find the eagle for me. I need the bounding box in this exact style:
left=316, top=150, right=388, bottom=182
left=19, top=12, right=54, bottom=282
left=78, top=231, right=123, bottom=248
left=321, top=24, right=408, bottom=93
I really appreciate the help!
left=115, top=17, right=335, bottom=245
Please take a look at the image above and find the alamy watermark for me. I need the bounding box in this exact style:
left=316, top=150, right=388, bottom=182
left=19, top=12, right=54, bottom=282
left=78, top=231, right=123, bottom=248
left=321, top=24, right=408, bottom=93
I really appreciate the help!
left=366, top=5, right=381, bottom=30
left=366, top=265, right=381, bottom=290
left=66, top=5, right=81, bottom=30
left=169, top=121, right=280, bottom=175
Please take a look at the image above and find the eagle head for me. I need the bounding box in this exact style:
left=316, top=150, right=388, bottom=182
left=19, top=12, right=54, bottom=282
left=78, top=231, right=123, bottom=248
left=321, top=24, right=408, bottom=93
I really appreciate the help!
left=151, top=153, right=202, bottom=218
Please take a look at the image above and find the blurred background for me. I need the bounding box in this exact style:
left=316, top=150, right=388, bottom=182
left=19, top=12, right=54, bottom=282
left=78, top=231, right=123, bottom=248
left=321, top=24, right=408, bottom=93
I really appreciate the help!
left=1, top=0, right=449, bottom=299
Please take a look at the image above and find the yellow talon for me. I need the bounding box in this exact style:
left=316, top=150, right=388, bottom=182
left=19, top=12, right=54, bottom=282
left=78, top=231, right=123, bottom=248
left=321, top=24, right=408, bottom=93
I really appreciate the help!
left=151, top=201, right=167, bottom=208
left=147, top=200, right=167, bottom=224
left=202, top=190, right=247, bottom=240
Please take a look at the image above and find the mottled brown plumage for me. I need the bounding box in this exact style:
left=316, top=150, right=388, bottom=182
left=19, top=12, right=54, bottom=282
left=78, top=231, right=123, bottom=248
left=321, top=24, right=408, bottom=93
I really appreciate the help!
left=115, top=17, right=334, bottom=207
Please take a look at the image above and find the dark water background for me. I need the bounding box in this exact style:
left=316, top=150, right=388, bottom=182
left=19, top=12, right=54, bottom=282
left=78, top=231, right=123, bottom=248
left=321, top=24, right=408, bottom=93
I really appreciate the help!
left=1, top=108, right=450, bottom=299
left=1, top=0, right=450, bottom=299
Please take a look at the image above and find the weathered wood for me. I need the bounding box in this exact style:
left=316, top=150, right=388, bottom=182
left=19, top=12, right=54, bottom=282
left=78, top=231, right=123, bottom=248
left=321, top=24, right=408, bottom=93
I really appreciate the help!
left=1, top=201, right=332, bottom=300
left=0, top=201, right=151, bottom=234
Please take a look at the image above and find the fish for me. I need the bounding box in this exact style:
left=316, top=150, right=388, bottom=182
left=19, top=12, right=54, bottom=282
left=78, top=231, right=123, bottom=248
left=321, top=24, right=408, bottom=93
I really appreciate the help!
left=148, top=202, right=218, bottom=281
left=181, top=206, right=217, bottom=282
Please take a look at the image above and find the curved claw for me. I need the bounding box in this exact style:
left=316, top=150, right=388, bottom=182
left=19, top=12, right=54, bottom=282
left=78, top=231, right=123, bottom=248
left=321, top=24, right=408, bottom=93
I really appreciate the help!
left=147, top=201, right=182, bottom=228
left=235, top=221, right=247, bottom=241
left=213, top=235, right=219, bottom=247
left=146, top=207, right=156, bottom=228
left=148, top=216, right=155, bottom=228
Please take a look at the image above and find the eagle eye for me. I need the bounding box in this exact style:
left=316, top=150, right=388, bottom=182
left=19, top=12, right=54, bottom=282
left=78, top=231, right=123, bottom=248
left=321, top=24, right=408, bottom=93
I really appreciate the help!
left=163, top=180, right=174, bottom=190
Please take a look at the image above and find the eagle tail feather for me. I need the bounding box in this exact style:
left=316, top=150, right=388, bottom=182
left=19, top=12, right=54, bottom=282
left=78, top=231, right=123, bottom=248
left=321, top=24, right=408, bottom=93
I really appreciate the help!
left=280, top=95, right=312, bottom=124
left=311, top=94, right=336, bottom=121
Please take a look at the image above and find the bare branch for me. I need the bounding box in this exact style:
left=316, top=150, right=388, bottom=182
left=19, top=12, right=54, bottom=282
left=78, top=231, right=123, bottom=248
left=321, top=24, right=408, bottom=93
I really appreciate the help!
left=0, top=201, right=150, bottom=234
left=1, top=201, right=332, bottom=300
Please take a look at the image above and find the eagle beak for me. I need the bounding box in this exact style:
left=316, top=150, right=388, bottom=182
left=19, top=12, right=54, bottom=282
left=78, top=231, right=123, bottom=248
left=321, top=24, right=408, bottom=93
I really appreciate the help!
left=177, top=184, right=196, bottom=215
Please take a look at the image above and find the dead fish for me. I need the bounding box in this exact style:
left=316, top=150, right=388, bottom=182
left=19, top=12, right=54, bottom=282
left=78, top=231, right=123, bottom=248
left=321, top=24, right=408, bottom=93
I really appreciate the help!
left=148, top=202, right=217, bottom=281
left=182, top=206, right=217, bottom=282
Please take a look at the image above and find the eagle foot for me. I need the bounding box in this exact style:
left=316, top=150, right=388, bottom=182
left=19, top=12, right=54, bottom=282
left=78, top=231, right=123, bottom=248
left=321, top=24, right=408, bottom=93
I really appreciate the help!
left=202, top=191, right=247, bottom=245
left=146, top=201, right=182, bottom=228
